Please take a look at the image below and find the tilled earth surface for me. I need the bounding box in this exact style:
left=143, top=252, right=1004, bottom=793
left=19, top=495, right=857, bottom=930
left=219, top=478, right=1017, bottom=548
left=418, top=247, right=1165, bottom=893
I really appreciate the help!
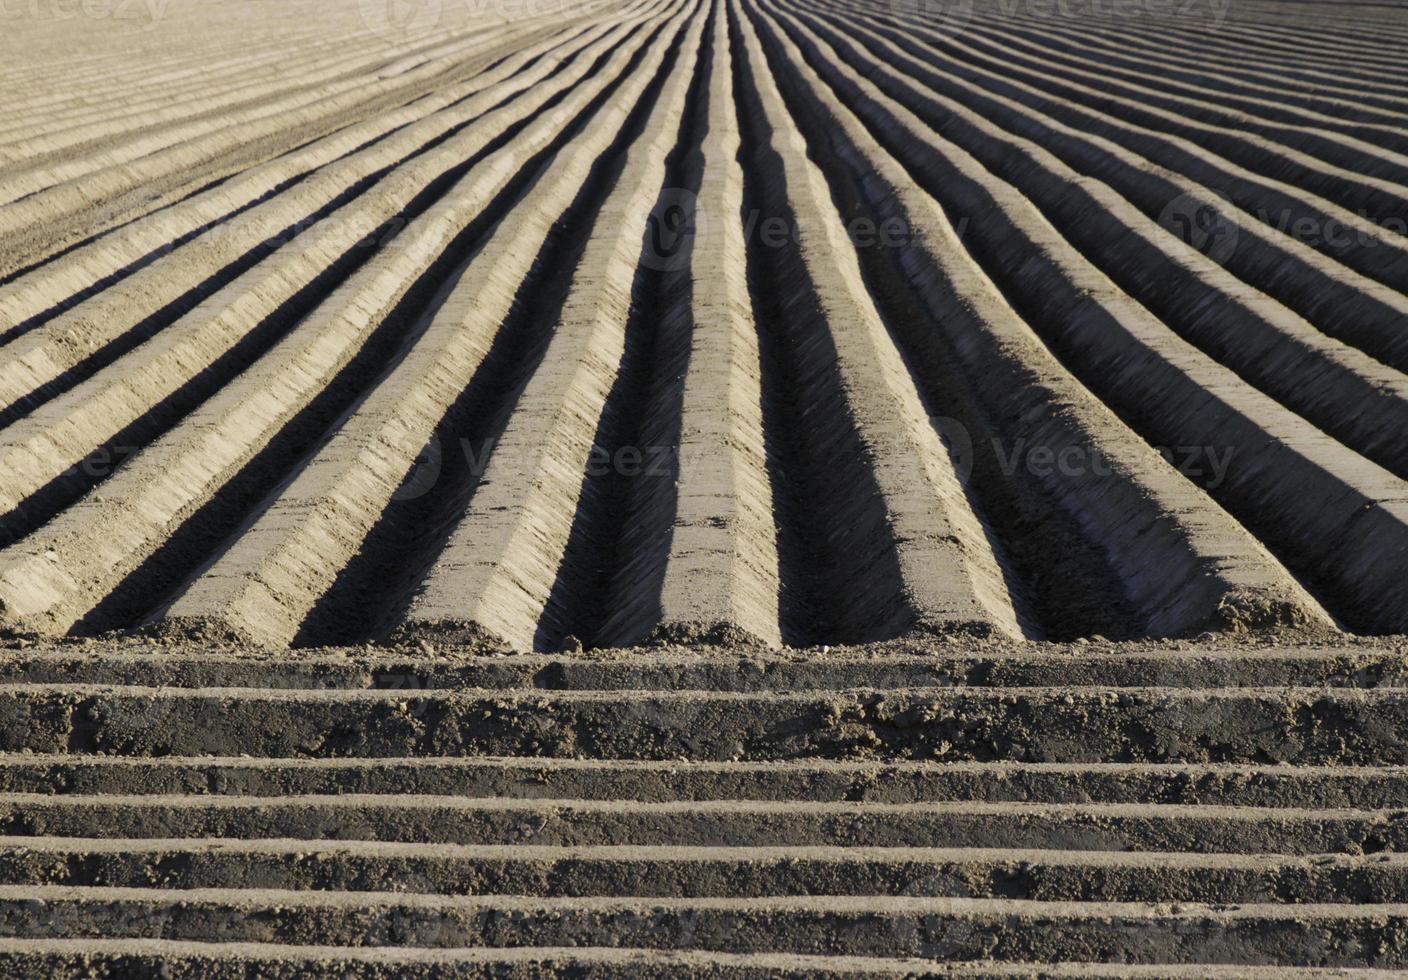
left=3, top=0, right=1408, bottom=652
left=2, top=0, right=1408, bottom=973
left=0, top=633, right=1407, bottom=975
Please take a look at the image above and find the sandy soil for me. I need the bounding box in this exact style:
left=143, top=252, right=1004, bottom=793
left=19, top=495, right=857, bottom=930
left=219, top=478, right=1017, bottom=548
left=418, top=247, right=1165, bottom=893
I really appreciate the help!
left=2, top=0, right=1407, bottom=972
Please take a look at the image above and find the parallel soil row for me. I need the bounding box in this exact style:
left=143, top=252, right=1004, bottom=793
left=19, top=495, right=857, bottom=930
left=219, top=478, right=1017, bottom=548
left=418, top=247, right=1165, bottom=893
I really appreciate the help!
left=4, top=0, right=1408, bottom=651
left=0, top=637, right=1405, bottom=975
left=3, top=0, right=1408, bottom=974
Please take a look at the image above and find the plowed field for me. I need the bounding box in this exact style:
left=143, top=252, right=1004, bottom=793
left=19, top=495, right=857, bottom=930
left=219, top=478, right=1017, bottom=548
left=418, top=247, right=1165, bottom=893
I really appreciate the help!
left=2, top=0, right=1407, bottom=974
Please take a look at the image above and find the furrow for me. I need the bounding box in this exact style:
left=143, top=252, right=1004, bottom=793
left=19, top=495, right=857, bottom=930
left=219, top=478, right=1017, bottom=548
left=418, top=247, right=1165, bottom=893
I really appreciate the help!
left=971, top=2, right=1408, bottom=75
left=0, top=886, right=1406, bottom=962
left=0, top=753, right=1404, bottom=808
left=1, top=684, right=1405, bottom=765
left=0, top=32, right=549, bottom=277
left=2, top=838, right=1406, bottom=903
left=0, top=12, right=683, bottom=640
left=0, top=13, right=660, bottom=561
left=2, top=2, right=1407, bottom=966
left=0, top=27, right=498, bottom=201
left=802, top=0, right=1408, bottom=375
left=956, top=10, right=1408, bottom=120
left=0, top=9, right=436, bottom=120
left=155, top=0, right=701, bottom=649
left=598, top=4, right=783, bottom=649
left=1054, top=6, right=1408, bottom=73
left=0, top=14, right=504, bottom=126
left=0, top=32, right=410, bottom=149
left=397, top=4, right=711, bottom=653
left=0, top=940, right=1396, bottom=980
left=0, top=793, right=1404, bottom=853
left=638, top=14, right=784, bottom=646
left=0, top=22, right=597, bottom=334
left=0, top=26, right=604, bottom=417
left=738, top=3, right=1408, bottom=634
left=777, top=2, right=1408, bottom=481
left=745, top=0, right=1330, bottom=638
left=1, top=645, right=1406, bottom=692
left=942, top=13, right=1408, bottom=155
left=0, top=25, right=516, bottom=181
left=807, top=0, right=1408, bottom=295
left=874, top=9, right=1408, bottom=228
left=725, top=0, right=1025, bottom=645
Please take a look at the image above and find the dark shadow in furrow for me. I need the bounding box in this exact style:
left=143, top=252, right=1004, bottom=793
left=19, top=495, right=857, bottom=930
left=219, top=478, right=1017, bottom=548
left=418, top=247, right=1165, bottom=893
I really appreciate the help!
left=728, top=1, right=911, bottom=648
left=0, top=29, right=648, bottom=555
left=0, top=39, right=599, bottom=416
left=815, top=5, right=1408, bottom=296
left=78, top=24, right=676, bottom=639
left=746, top=2, right=1132, bottom=641
left=969, top=17, right=1408, bottom=125
left=959, top=28, right=1408, bottom=161
left=0, top=28, right=586, bottom=339
left=77, top=211, right=512, bottom=637
left=950, top=21, right=1408, bottom=154
left=536, top=6, right=715, bottom=652
left=789, top=5, right=1408, bottom=377
left=773, top=10, right=1408, bottom=479
left=861, top=7, right=1408, bottom=232
left=287, top=16, right=694, bottom=649
left=764, top=10, right=1359, bottom=629
left=968, top=19, right=1408, bottom=135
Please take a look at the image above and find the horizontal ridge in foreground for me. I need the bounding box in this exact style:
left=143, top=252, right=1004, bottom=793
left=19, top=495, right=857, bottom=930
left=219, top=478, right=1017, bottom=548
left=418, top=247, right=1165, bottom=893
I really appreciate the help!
left=3, top=888, right=1408, bottom=964
left=0, top=753, right=1404, bottom=807
left=2, top=941, right=1401, bottom=979
left=0, top=638, right=1404, bottom=972
left=3, top=838, right=1407, bottom=902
